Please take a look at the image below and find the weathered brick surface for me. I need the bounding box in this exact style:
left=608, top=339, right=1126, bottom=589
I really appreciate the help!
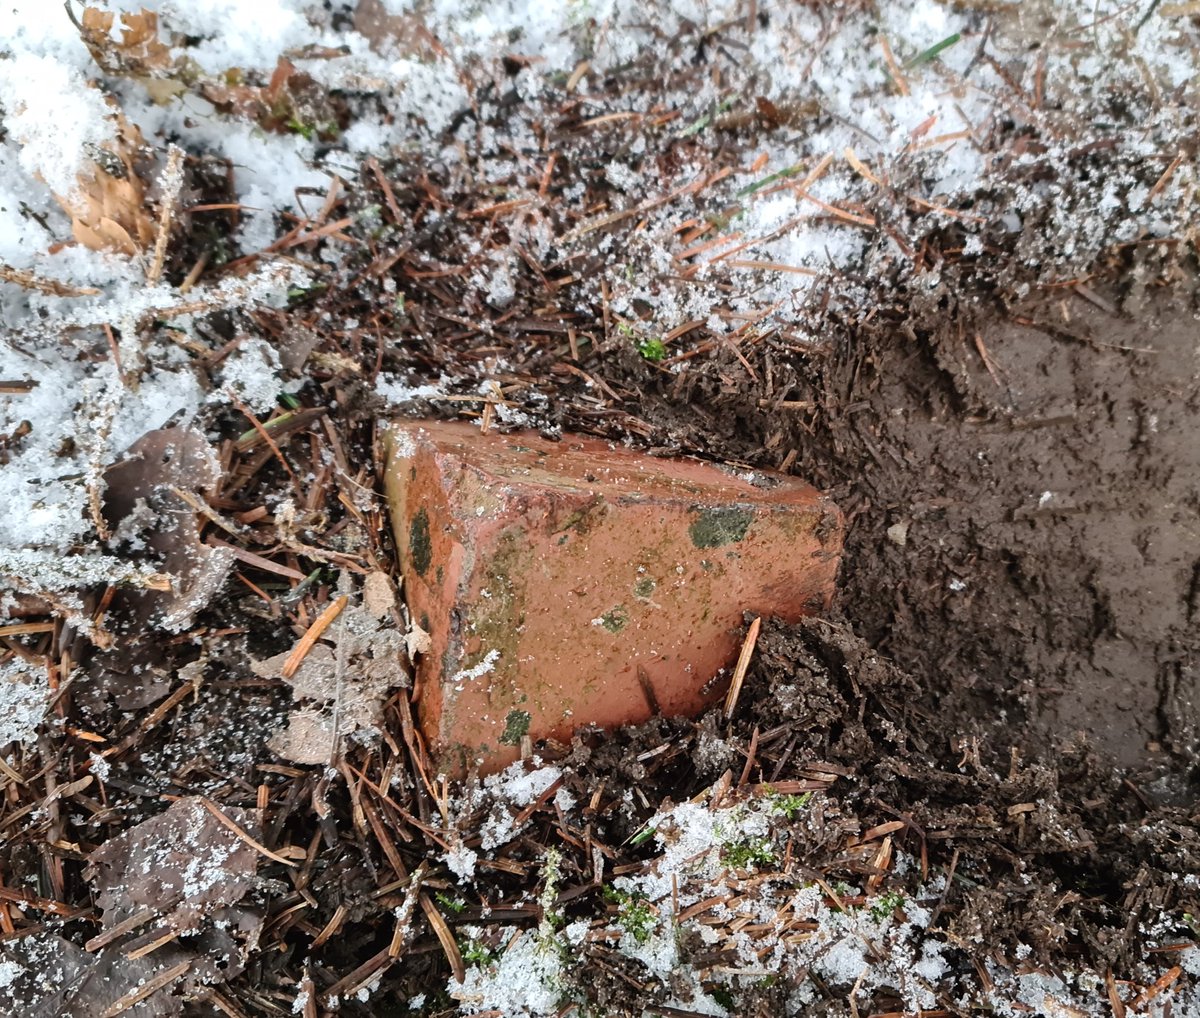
left=384, top=420, right=842, bottom=775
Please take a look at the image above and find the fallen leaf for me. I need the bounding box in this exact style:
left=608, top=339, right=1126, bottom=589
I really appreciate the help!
left=54, top=111, right=156, bottom=255
left=352, top=0, right=435, bottom=57
left=254, top=587, right=408, bottom=764
left=85, top=796, right=260, bottom=935
left=82, top=427, right=233, bottom=709
left=200, top=57, right=345, bottom=142
left=102, top=426, right=235, bottom=634
left=78, top=8, right=175, bottom=76
left=362, top=570, right=399, bottom=618
left=1, top=925, right=259, bottom=1017
left=405, top=619, right=432, bottom=658
left=268, top=707, right=338, bottom=766
left=1, top=933, right=183, bottom=1017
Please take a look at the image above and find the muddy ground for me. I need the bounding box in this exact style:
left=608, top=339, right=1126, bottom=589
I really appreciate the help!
left=791, top=284, right=1200, bottom=786
left=561, top=276, right=1200, bottom=1004
left=7, top=266, right=1199, bottom=1017
left=4, top=15, right=1199, bottom=1008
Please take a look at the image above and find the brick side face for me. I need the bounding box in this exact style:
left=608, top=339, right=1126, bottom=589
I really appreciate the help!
left=385, top=421, right=843, bottom=775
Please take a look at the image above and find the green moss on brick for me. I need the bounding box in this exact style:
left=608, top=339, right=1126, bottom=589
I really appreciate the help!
left=598, top=605, right=629, bottom=633
left=632, top=577, right=656, bottom=598
left=689, top=507, right=752, bottom=548
left=499, top=709, right=532, bottom=745
left=409, top=507, right=432, bottom=575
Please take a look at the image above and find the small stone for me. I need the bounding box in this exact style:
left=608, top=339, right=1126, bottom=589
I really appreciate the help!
left=886, top=520, right=909, bottom=547
left=384, top=420, right=843, bottom=775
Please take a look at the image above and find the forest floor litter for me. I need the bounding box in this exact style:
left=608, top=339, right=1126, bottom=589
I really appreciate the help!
left=0, top=1, right=1198, bottom=1015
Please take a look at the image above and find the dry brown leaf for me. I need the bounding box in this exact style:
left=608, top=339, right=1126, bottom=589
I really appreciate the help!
left=77, top=7, right=192, bottom=105
left=102, top=426, right=235, bottom=635
left=362, top=570, right=399, bottom=618
left=84, top=425, right=230, bottom=708
left=199, top=57, right=345, bottom=142
left=16, top=932, right=257, bottom=1016
left=78, top=8, right=175, bottom=76
left=1, top=933, right=189, bottom=1017
left=352, top=0, right=435, bottom=57
left=54, top=111, right=156, bottom=255
left=138, top=76, right=189, bottom=105
left=404, top=619, right=432, bottom=659
left=254, top=596, right=408, bottom=765
left=5, top=795, right=264, bottom=1014
left=85, top=796, right=260, bottom=934
left=268, top=708, right=339, bottom=766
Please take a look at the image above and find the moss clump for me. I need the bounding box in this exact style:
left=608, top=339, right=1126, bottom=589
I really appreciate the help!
left=603, top=886, right=657, bottom=944
left=409, top=507, right=432, bottom=576
left=632, top=577, right=656, bottom=598
left=688, top=506, right=752, bottom=548
left=598, top=606, right=629, bottom=633
left=499, top=709, right=532, bottom=746
left=721, top=836, right=775, bottom=869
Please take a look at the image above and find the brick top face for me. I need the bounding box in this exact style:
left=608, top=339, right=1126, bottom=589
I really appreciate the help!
left=392, top=421, right=812, bottom=504
left=384, top=420, right=843, bottom=776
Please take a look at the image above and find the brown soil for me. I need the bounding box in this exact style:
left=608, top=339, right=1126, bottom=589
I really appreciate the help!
left=554, top=280, right=1200, bottom=1005
left=620, top=280, right=1200, bottom=786
left=791, top=285, right=1200, bottom=787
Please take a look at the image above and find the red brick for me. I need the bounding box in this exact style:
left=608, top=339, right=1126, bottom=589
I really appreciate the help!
left=383, top=420, right=842, bottom=775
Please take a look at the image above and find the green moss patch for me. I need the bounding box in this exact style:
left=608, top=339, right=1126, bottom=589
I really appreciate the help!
left=689, top=507, right=752, bottom=548
left=632, top=577, right=656, bottom=598
left=499, top=709, right=532, bottom=745
left=409, top=507, right=432, bottom=575
left=597, top=605, right=629, bottom=633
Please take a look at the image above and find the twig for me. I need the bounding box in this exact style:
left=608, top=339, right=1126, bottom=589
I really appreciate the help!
left=880, top=36, right=909, bottom=95
left=147, top=145, right=185, bottom=286
left=228, top=392, right=302, bottom=491
left=724, top=616, right=762, bottom=719
left=177, top=250, right=208, bottom=293
left=1147, top=149, right=1186, bottom=203
left=728, top=259, right=819, bottom=277
left=167, top=485, right=244, bottom=538
left=124, top=928, right=180, bottom=959
left=0, top=265, right=99, bottom=297
left=636, top=666, right=661, bottom=714
left=204, top=536, right=306, bottom=580
left=420, top=892, right=466, bottom=983
left=389, top=863, right=426, bottom=957
left=327, top=572, right=353, bottom=766
left=82, top=378, right=118, bottom=540
left=85, top=905, right=164, bottom=951
left=366, top=157, right=403, bottom=224
left=1105, top=968, right=1126, bottom=1018
left=1126, top=966, right=1182, bottom=1010
left=199, top=797, right=299, bottom=867
left=281, top=594, right=348, bottom=679
left=99, top=960, right=192, bottom=1017
left=0, top=621, right=55, bottom=637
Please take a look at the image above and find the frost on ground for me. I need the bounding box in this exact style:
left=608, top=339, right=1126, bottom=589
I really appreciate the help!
left=2, top=0, right=1195, bottom=556
left=444, top=762, right=1200, bottom=1017
left=0, top=658, right=52, bottom=746
left=0, top=0, right=1197, bottom=1015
